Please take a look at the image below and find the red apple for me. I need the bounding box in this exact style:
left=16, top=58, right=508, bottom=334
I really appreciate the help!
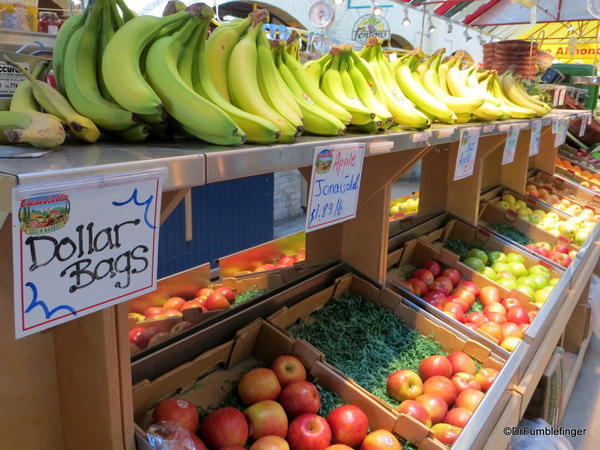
left=396, top=400, right=431, bottom=427
left=501, top=298, right=520, bottom=310
left=444, top=407, right=472, bottom=429
left=551, top=252, right=571, bottom=267
left=444, top=295, right=469, bottom=313
left=220, top=447, right=245, bottom=450
left=451, top=287, right=476, bottom=306
left=431, top=423, right=461, bottom=445
left=464, top=323, right=478, bottom=331
left=396, top=280, right=414, bottom=294
left=507, top=306, right=530, bottom=325
left=271, top=355, right=307, bottom=386
left=553, top=244, right=569, bottom=254
left=484, top=303, right=507, bottom=315
left=205, top=293, right=230, bottom=311
left=245, top=400, right=288, bottom=439
left=202, top=407, right=248, bottom=448
left=430, top=276, right=453, bottom=295
left=446, top=352, right=477, bottom=376
left=196, top=287, right=214, bottom=297
left=325, top=446, right=353, bottom=450
left=442, top=268, right=461, bottom=286
left=214, top=286, right=236, bottom=303
left=465, top=312, right=488, bottom=327
left=457, top=280, right=480, bottom=297
left=148, top=331, right=171, bottom=348
left=238, top=368, right=281, bottom=405
left=415, top=394, right=447, bottom=424
left=408, top=278, right=428, bottom=296
left=153, top=398, right=199, bottom=433
left=162, top=308, right=183, bottom=318
left=419, top=355, right=453, bottom=380
left=501, top=323, right=524, bottom=340
left=250, top=436, right=290, bottom=450
left=451, top=372, right=481, bottom=393
left=423, top=376, right=457, bottom=407
left=191, top=434, right=208, bottom=450
left=164, top=297, right=186, bottom=311
left=279, top=256, right=296, bottom=267
left=279, top=381, right=320, bottom=417
left=484, top=311, right=507, bottom=325
left=128, top=327, right=160, bottom=350
left=475, top=368, right=499, bottom=392
left=455, top=388, right=484, bottom=412
left=443, top=302, right=465, bottom=322
left=386, top=369, right=423, bottom=402
left=479, top=286, right=501, bottom=305
left=528, top=310, right=538, bottom=322
left=412, top=268, right=434, bottom=286
left=255, top=264, right=276, bottom=272
left=422, top=260, right=442, bottom=277
left=360, top=430, right=401, bottom=450
left=423, top=291, right=446, bottom=307
left=287, top=414, right=332, bottom=450
left=181, top=299, right=207, bottom=312
left=478, top=322, right=503, bottom=342
left=326, top=405, right=369, bottom=447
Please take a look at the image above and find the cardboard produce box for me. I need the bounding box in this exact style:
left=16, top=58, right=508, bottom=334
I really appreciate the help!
left=132, top=318, right=444, bottom=450
left=528, top=170, right=600, bottom=211
left=267, top=272, right=514, bottom=449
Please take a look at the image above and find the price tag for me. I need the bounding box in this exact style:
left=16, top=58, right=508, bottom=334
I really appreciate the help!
left=483, top=124, right=496, bottom=134
left=12, top=169, right=165, bottom=338
left=306, top=143, right=365, bottom=232
left=453, top=128, right=481, bottom=180
left=554, top=118, right=568, bottom=147
left=502, top=125, right=520, bottom=165
left=529, top=119, right=542, bottom=156
left=410, top=131, right=432, bottom=143
left=552, top=119, right=559, bottom=134
left=579, top=115, right=588, bottom=136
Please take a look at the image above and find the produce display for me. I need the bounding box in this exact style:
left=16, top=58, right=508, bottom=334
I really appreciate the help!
left=253, top=251, right=306, bottom=273
left=389, top=195, right=419, bottom=221
left=145, top=354, right=393, bottom=450
left=555, top=157, right=600, bottom=191
left=493, top=192, right=596, bottom=246
left=559, top=144, right=600, bottom=171
left=0, top=0, right=552, bottom=150
left=399, top=258, right=540, bottom=349
left=527, top=173, right=600, bottom=212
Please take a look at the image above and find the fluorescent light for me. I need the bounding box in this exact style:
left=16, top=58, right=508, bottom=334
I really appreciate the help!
left=402, top=8, right=410, bottom=26
left=333, top=0, right=343, bottom=5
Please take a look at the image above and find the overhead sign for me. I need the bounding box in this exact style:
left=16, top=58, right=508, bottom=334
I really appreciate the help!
left=306, top=143, right=365, bottom=232
left=12, top=169, right=165, bottom=338
left=352, top=14, right=391, bottom=44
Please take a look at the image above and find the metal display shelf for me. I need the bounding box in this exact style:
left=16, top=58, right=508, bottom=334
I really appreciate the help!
left=0, top=29, right=56, bottom=51
left=0, top=110, right=585, bottom=212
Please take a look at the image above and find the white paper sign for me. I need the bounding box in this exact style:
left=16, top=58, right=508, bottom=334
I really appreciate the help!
left=554, top=118, right=568, bottom=147
left=579, top=115, right=587, bottom=136
left=453, top=127, right=481, bottom=180
left=306, top=143, right=365, bottom=232
left=12, top=170, right=164, bottom=338
left=502, top=125, right=520, bottom=165
left=529, top=120, right=542, bottom=156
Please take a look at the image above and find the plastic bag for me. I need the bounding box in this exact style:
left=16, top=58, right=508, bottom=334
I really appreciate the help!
left=146, top=421, right=200, bottom=450
left=590, top=275, right=600, bottom=339
left=511, top=418, right=574, bottom=450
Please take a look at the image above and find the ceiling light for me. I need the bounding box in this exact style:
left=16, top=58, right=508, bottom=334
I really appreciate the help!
left=464, top=29, right=472, bottom=41
left=447, top=21, right=453, bottom=33
left=428, top=18, right=436, bottom=33
left=402, top=8, right=411, bottom=26
left=333, top=0, right=343, bottom=5
left=373, top=6, right=383, bottom=15
left=568, top=25, right=575, bottom=33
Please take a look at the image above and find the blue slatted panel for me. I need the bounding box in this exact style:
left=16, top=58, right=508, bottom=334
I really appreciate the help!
left=158, top=174, right=274, bottom=278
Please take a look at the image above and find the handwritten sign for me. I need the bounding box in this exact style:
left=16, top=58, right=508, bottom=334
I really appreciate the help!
left=453, top=127, right=481, bottom=180
left=502, top=125, right=520, bottom=165
left=554, top=118, right=568, bottom=147
left=12, top=169, right=165, bottom=338
left=306, top=143, right=365, bottom=232
left=529, top=119, right=542, bottom=156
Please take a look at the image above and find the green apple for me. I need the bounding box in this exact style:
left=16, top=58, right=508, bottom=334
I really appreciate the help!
left=558, top=222, right=576, bottom=236
left=574, top=229, right=591, bottom=246
left=464, top=257, right=485, bottom=272
left=516, top=285, right=535, bottom=299
left=506, top=253, right=525, bottom=264
left=532, top=209, right=546, bottom=217
left=545, top=212, right=560, bottom=222
left=517, top=207, right=533, bottom=217
left=496, top=271, right=516, bottom=280
left=390, top=204, right=401, bottom=216
left=529, top=212, right=544, bottom=224
left=517, top=276, right=537, bottom=289
left=502, top=194, right=516, bottom=206
left=492, top=262, right=511, bottom=273
left=481, top=267, right=498, bottom=280
left=534, top=286, right=554, bottom=305
left=466, top=249, right=488, bottom=264
left=496, top=201, right=510, bottom=210
left=531, top=274, right=549, bottom=290
left=515, top=200, right=527, bottom=210
left=548, top=277, right=560, bottom=286
left=498, top=278, right=517, bottom=291
left=508, top=262, right=528, bottom=277
left=529, top=264, right=550, bottom=276
left=535, top=241, right=552, bottom=251
left=487, top=251, right=507, bottom=264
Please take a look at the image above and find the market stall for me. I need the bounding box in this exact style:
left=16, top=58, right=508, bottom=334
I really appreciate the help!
left=0, top=1, right=599, bottom=450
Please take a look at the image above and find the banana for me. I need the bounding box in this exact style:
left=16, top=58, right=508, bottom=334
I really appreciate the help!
left=0, top=110, right=65, bottom=148
left=116, top=0, right=136, bottom=22
left=63, top=3, right=136, bottom=131
left=98, top=1, right=117, bottom=102
left=145, top=9, right=245, bottom=145
left=277, top=46, right=352, bottom=125
left=456, top=113, right=472, bottom=123
left=421, top=54, right=484, bottom=114
left=192, top=14, right=280, bottom=144
left=256, top=32, right=303, bottom=130
left=102, top=10, right=189, bottom=115
left=178, top=20, right=203, bottom=88
left=320, top=53, right=374, bottom=126
left=395, top=54, right=456, bottom=123
left=227, top=16, right=298, bottom=143
left=5, top=56, right=100, bottom=143
left=10, top=61, right=46, bottom=112
left=163, top=0, right=187, bottom=16
left=118, top=123, right=150, bottom=142
left=109, top=0, right=124, bottom=29
left=206, top=14, right=253, bottom=102
left=447, top=65, right=503, bottom=121
left=351, top=120, right=386, bottom=134
left=304, top=53, right=331, bottom=85
left=275, top=57, right=345, bottom=136
left=345, top=54, right=392, bottom=122
left=52, top=10, right=88, bottom=94
left=500, top=72, right=548, bottom=116
left=465, top=67, right=501, bottom=107
left=513, top=78, right=551, bottom=111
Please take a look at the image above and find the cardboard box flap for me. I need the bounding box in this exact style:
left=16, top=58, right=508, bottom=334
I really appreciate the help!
left=332, top=273, right=354, bottom=298
left=393, top=414, right=433, bottom=445
left=387, top=247, right=404, bottom=268
left=292, top=339, right=325, bottom=371
left=349, top=275, right=383, bottom=305
left=380, top=287, right=405, bottom=312
left=230, top=319, right=264, bottom=367
left=438, top=248, right=460, bottom=266
left=268, top=286, right=335, bottom=329
left=462, top=339, right=492, bottom=362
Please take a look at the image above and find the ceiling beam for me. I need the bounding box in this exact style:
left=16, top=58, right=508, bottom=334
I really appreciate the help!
left=463, top=0, right=501, bottom=25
